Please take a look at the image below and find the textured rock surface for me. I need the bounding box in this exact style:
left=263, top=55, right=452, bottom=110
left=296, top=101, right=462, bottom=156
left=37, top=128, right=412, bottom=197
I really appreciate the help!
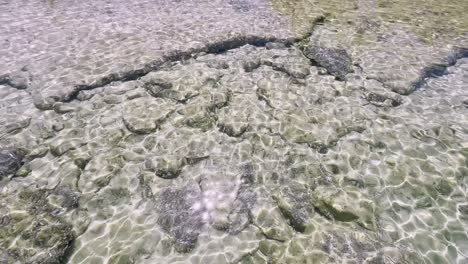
left=302, top=46, right=353, bottom=80
left=0, top=0, right=467, bottom=263
left=157, top=183, right=204, bottom=253
left=0, top=149, right=22, bottom=177
left=0, top=188, right=76, bottom=263
left=0, top=0, right=309, bottom=108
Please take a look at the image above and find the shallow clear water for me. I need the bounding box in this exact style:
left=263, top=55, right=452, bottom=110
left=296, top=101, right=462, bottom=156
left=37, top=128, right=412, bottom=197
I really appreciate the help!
left=0, top=0, right=467, bottom=263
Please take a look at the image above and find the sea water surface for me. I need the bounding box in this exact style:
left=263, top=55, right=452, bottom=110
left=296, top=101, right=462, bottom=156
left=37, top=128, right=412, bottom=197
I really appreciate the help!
left=0, top=0, right=467, bottom=263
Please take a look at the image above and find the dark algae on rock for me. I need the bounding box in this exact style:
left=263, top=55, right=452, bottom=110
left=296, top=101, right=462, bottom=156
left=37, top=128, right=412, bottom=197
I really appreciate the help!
left=156, top=184, right=204, bottom=253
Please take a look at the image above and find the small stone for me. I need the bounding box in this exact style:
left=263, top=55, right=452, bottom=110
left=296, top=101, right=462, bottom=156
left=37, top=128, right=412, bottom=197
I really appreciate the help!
left=144, top=77, right=173, bottom=98
left=67, top=151, right=92, bottom=169
left=49, top=139, right=84, bottom=156
left=32, top=94, right=56, bottom=110
left=4, top=71, right=30, bottom=89
left=0, top=149, right=23, bottom=177
left=242, top=60, right=261, bottom=72
left=14, top=166, right=31, bottom=177
left=54, top=103, right=75, bottom=113
left=303, top=46, right=352, bottom=80
left=458, top=205, right=468, bottom=217
left=218, top=122, right=249, bottom=137
left=145, top=155, right=184, bottom=179
left=76, top=91, right=95, bottom=101
left=178, top=105, right=216, bottom=132
left=103, top=94, right=122, bottom=104
left=26, top=145, right=49, bottom=160
left=1, top=115, right=31, bottom=135
left=52, top=123, right=65, bottom=132
left=125, top=89, right=146, bottom=100
left=366, top=92, right=402, bottom=107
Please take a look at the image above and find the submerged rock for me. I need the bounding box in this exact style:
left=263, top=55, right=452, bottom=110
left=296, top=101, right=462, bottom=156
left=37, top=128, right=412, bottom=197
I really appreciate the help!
left=313, top=186, right=376, bottom=230
left=213, top=185, right=256, bottom=234
left=255, top=208, right=294, bottom=242
left=0, top=149, right=23, bottom=177
left=211, top=164, right=257, bottom=234
left=0, top=71, right=30, bottom=90
left=0, top=115, right=31, bottom=135
left=144, top=155, right=185, bottom=179
left=302, top=46, right=352, bottom=80
left=156, top=183, right=204, bottom=253
left=0, top=212, right=74, bottom=264
left=0, top=188, right=75, bottom=264
left=143, top=77, right=175, bottom=99
left=366, top=92, right=402, bottom=107
left=272, top=182, right=314, bottom=233
left=122, top=97, right=175, bottom=134
left=49, top=139, right=85, bottom=156
left=1, top=214, right=74, bottom=263
left=178, top=105, right=216, bottom=132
